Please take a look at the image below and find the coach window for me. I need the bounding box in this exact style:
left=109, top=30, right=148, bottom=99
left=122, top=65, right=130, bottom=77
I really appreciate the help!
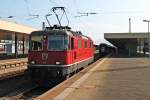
left=30, top=35, right=43, bottom=51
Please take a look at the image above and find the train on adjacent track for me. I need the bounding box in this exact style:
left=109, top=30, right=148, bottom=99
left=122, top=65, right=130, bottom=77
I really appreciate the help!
left=99, top=43, right=117, bottom=57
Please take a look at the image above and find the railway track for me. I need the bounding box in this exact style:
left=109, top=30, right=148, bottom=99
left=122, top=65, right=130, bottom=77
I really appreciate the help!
left=9, top=78, right=65, bottom=100
left=0, top=54, right=102, bottom=99
left=10, top=86, right=40, bottom=100
left=0, top=74, right=34, bottom=99
left=10, top=84, right=59, bottom=100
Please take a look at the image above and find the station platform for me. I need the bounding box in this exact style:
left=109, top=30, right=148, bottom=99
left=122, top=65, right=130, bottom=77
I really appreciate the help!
left=0, top=58, right=27, bottom=80
left=0, top=58, right=27, bottom=64
left=40, top=56, right=150, bottom=100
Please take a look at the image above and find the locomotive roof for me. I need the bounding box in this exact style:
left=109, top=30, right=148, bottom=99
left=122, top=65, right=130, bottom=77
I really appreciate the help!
left=31, top=30, right=67, bottom=35
left=31, top=29, right=92, bottom=40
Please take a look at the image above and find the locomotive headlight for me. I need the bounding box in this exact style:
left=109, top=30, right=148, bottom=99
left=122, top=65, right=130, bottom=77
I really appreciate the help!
left=43, top=35, right=47, bottom=39
left=56, top=61, right=60, bottom=65
left=30, top=61, right=35, bottom=64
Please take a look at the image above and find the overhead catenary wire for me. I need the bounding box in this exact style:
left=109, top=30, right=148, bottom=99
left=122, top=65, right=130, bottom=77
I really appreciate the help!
left=23, top=0, right=42, bottom=21
left=23, top=0, right=31, bottom=15
left=49, top=0, right=61, bottom=7
left=2, top=0, right=150, bottom=29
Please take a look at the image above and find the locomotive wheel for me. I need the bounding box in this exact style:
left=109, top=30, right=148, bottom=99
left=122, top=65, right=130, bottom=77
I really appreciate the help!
left=63, top=73, right=70, bottom=80
left=66, top=74, right=70, bottom=79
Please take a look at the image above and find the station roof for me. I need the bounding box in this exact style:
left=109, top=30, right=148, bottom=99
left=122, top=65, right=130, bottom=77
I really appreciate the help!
left=104, top=32, right=149, bottom=48
left=0, top=20, right=38, bottom=34
left=104, top=32, right=148, bottom=39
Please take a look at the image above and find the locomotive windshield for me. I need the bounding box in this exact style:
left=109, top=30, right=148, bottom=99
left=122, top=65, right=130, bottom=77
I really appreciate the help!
left=48, top=35, right=69, bottom=51
left=30, top=35, right=43, bottom=51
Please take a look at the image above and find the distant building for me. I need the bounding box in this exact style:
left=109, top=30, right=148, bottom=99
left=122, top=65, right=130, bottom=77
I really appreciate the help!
left=0, top=20, right=38, bottom=58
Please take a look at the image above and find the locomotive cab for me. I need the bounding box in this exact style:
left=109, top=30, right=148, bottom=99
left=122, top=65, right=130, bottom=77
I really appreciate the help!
left=28, top=30, right=72, bottom=81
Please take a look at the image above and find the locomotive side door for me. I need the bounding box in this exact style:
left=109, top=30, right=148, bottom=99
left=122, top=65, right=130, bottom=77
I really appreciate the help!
left=70, top=37, right=75, bottom=63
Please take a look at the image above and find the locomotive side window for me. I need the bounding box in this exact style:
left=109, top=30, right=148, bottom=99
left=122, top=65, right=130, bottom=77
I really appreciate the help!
left=30, top=35, right=43, bottom=51
left=78, top=39, right=81, bottom=48
left=71, top=37, right=74, bottom=49
left=48, top=35, right=69, bottom=51
left=90, top=42, right=93, bottom=48
left=84, top=40, right=87, bottom=48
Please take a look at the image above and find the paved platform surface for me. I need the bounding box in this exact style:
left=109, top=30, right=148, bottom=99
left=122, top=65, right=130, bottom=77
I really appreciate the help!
left=55, top=57, right=150, bottom=100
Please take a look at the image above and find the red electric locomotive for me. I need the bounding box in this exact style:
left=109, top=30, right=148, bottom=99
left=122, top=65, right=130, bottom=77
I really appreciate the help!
left=27, top=7, right=94, bottom=84
left=27, top=26, right=94, bottom=83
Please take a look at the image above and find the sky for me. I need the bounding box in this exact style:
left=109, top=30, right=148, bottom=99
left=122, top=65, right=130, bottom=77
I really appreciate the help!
left=1, top=0, right=150, bottom=44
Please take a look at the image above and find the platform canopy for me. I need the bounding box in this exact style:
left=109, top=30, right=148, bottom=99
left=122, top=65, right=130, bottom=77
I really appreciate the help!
left=105, top=32, right=148, bottom=39
left=104, top=32, right=148, bottom=46
left=0, top=20, right=38, bottom=34
left=104, top=32, right=149, bottom=56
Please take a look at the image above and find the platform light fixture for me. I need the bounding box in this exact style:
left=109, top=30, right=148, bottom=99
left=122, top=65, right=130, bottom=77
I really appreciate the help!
left=143, top=19, right=150, bottom=57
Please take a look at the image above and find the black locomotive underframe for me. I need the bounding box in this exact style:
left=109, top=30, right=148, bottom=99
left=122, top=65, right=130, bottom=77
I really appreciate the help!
left=28, top=57, right=94, bottom=80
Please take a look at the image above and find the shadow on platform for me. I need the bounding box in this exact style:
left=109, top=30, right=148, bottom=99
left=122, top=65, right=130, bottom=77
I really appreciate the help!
left=80, top=65, right=149, bottom=75
left=110, top=53, right=148, bottom=58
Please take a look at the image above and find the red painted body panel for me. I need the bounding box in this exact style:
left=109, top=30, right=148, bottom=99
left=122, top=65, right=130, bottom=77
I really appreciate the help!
left=28, top=30, right=94, bottom=66
left=28, top=51, right=67, bottom=65
left=28, top=48, right=93, bottom=65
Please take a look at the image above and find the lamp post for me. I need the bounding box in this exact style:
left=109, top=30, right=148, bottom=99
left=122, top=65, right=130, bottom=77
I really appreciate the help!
left=143, top=20, right=150, bottom=57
